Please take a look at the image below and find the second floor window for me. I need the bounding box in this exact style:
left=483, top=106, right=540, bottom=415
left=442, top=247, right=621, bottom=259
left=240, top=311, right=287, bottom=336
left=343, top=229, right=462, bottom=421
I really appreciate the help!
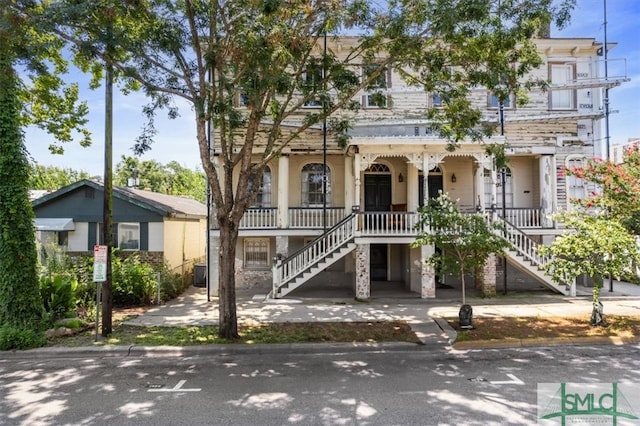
left=249, top=165, right=272, bottom=208
left=550, top=63, right=576, bottom=110
left=301, top=163, right=331, bottom=207
left=302, top=64, right=323, bottom=107
left=363, top=64, right=389, bottom=108
left=488, top=93, right=512, bottom=109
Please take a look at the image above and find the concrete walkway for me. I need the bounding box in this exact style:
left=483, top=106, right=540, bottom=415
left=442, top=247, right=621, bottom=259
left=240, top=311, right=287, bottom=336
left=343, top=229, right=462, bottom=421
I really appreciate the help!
left=124, top=280, right=640, bottom=347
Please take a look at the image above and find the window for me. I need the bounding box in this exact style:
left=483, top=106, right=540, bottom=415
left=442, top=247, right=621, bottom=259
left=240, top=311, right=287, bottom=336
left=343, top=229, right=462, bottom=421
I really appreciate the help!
left=249, top=165, right=272, bottom=207
left=237, top=93, right=249, bottom=107
left=549, top=63, right=576, bottom=110
left=431, top=93, right=443, bottom=108
left=57, top=231, right=69, bottom=247
left=118, top=223, right=140, bottom=250
left=363, top=64, right=390, bottom=108
left=488, top=93, right=512, bottom=109
left=302, top=64, right=323, bottom=107
left=301, top=163, right=331, bottom=207
left=244, top=238, right=270, bottom=268
left=566, top=157, right=586, bottom=203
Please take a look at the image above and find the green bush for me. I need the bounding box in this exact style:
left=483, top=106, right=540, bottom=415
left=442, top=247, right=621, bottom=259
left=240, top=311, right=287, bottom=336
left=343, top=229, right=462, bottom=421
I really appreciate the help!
left=40, top=275, right=78, bottom=321
left=112, top=254, right=157, bottom=306
left=0, top=324, right=46, bottom=350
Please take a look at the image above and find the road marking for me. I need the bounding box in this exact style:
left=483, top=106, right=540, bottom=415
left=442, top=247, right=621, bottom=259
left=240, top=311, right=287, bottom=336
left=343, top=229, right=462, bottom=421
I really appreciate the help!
left=490, top=374, right=524, bottom=385
left=148, top=380, right=201, bottom=392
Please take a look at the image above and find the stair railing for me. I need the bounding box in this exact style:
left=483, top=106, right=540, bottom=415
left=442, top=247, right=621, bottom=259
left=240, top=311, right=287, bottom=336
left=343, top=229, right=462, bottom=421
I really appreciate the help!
left=272, top=212, right=357, bottom=295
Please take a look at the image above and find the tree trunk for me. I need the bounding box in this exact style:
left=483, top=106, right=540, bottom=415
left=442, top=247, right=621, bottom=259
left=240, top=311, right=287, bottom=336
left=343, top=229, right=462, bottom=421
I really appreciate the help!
left=460, top=266, right=466, bottom=305
left=218, top=218, right=239, bottom=339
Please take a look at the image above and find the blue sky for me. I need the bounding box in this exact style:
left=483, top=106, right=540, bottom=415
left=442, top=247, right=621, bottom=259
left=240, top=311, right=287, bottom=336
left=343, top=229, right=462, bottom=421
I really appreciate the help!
left=25, top=0, right=640, bottom=175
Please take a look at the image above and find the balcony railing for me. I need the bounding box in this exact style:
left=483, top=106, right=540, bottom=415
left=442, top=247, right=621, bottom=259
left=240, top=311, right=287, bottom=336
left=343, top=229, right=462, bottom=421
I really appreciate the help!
left=289, top=207, right=345, bottom=229
left=238, top=207, right=278, bottom=229
left=218, top=206, right=550, bottom=232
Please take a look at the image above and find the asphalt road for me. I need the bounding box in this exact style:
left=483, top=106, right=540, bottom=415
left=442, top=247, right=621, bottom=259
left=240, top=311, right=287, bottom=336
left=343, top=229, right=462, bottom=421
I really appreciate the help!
left=2, top=344, right=639, bottom=425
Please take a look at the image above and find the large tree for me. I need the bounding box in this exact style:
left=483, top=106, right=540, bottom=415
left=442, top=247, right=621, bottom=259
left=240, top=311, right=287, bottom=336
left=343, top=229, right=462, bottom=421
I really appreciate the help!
left=33, top=0, right=575, bottom=338
left=1, top=2, right=89, bottom=332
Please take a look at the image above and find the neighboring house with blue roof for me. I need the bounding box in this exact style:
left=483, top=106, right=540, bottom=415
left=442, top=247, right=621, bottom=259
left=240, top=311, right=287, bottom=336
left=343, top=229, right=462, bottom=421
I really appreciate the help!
left=32, top=179, right=207, bottom=270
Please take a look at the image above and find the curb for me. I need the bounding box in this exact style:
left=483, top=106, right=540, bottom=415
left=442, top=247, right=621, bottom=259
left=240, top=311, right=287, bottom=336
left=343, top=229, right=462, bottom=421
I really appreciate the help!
left=451, top=335, right=640, bottom=350
left=1, top=341, right=426, bottom=360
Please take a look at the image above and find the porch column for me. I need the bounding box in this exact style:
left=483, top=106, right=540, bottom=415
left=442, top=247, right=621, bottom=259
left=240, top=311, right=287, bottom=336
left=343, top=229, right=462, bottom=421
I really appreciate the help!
left=539, top=154, right=555, bottom=228
left=353, top=154, right=361, bottom=210
left=477, top=253, right=497, bottom=297
left=420, top=245, right=436, bottom=298
left=344, top=155, right=354, bottom=213
left=277, top=154, right=290, bottom=228
left=407, top=164, right=419, bottom=212
left=275, top=236, right=289, bottom=258
left=208, top=235, right=220, bottom=296
left=475, top=162, right=484, bottom=211
left=354, top=243, right=370, bottom=299
left=422, top=155, right=430, bottom=203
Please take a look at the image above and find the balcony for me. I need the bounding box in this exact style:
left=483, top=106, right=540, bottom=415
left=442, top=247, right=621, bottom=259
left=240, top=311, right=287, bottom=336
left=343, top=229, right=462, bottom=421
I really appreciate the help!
left=212, top=206, right=550, bottom=233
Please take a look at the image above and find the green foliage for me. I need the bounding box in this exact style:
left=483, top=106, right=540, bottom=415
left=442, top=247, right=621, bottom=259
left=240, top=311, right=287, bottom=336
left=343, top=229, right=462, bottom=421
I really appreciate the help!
left=114, top=156, right=206, bottom=203
left=40, top=275, right=78, bottom=321
left=0, top=324, right=47, bottom=350
left=29, top=164, right=97, bottom=190
left=0, top=33, right=45, bottom=329
left=412, top=193, right=511, bottom=303
left=110, top=255, right=158, bottom=306
left=568, top=145, right=640, bottom=235
left=539, top=211, right=640, bottom=306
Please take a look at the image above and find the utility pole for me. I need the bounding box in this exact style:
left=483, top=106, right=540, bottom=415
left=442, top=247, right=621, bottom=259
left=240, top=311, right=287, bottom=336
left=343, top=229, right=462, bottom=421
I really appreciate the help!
left=603, top=0, right=613, bottom=293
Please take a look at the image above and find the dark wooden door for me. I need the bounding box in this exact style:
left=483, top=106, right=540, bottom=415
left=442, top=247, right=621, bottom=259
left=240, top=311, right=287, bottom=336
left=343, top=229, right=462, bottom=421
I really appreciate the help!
left=364, top=174, right=392, bottom=211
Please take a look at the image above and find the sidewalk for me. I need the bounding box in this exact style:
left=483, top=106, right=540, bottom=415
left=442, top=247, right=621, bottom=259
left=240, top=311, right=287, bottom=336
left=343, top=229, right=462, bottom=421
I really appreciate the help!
left=124, top=280, right=640, bottom=347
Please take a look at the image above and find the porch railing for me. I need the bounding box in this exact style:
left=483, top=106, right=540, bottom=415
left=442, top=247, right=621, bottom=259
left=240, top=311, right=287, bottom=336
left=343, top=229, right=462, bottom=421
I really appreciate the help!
left=496, top=207, right=550, bottom=229
left=359, top=211, right=420, bottom=236
left=288, top=207, right=345, bottom=229
left=238, top=207, right=278, bottom=229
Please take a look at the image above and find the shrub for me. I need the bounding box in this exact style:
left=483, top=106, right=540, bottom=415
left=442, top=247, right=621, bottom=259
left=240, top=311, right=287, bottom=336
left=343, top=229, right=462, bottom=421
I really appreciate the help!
left=111, top=254, right=157, bottom=306
left=40, top=275, right=78, bottom=321
left=0, top=324, right=46, bottom=350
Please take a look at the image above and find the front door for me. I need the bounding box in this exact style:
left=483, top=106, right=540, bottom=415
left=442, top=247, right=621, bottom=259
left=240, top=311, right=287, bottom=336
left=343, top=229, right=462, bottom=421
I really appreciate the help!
left=364, top=174, right=392, bottom=211
left=365, top=174, right=391, bottom=281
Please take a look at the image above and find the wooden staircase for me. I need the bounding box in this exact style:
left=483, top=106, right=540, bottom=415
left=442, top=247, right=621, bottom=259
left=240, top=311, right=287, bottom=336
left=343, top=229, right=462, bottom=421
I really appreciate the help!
left=499, top=219, right=575, bottom=296
left=270, top=213, right=358, bottom=298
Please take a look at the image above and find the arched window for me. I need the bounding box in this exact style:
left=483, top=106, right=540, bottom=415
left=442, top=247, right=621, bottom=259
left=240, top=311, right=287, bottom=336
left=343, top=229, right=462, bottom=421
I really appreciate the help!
left=301, top=163, right=331, bottom=207
left=249, top=165, right=271, bottom=207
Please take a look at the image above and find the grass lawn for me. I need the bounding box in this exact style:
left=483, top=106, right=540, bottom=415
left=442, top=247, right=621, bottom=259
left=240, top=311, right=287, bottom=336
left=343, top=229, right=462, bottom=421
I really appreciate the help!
left=45, top=307, right=640, bottom=348
left=448, top=315, right=640, bottom=342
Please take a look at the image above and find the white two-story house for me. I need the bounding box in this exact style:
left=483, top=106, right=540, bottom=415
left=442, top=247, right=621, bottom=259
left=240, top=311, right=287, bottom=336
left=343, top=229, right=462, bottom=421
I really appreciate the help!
left=208, top=35, right=627, bottom=300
